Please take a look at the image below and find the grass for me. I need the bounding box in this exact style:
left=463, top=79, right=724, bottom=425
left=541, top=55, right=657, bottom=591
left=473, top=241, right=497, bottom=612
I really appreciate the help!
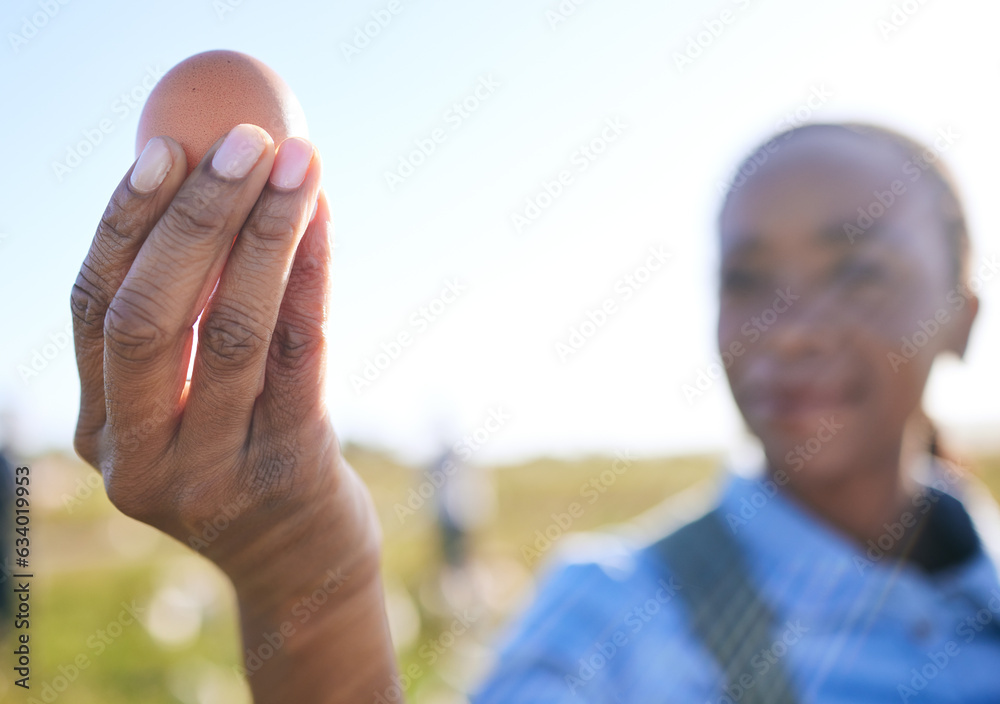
left=1, top=447, right=996, bottom=703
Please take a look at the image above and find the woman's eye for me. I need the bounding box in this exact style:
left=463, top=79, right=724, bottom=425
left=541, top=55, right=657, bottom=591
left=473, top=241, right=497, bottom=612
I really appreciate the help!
left=837, top=260, right=887, bottom=286
left=721, top=268, right=767, bottom=294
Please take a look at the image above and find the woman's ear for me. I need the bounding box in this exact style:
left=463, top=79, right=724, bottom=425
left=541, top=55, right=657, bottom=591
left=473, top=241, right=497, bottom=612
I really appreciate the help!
left=948, top=292, right=979, bottom=358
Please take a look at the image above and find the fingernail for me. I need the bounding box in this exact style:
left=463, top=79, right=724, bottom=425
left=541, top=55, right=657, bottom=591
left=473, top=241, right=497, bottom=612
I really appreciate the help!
left=212, top=124, right=267, bottom=179
left=310, top=198, right=319, bottom=222
left=270, top=138, right=314, bottom=190
left=130, top=137, right=172, bottom=193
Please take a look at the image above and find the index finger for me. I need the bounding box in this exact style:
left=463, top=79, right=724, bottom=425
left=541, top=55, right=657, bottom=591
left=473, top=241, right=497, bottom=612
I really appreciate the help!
left=72, top=136, right=189, bottom=464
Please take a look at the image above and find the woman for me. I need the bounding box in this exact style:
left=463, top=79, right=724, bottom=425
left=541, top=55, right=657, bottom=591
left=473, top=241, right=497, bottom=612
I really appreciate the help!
left=71, top=122, right=1000, bottom=702
left=472, top=124, right=1000, bottom=702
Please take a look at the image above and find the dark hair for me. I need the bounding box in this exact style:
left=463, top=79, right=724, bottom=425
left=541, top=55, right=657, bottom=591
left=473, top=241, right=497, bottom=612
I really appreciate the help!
left=721, top=122, right=973, bottom=465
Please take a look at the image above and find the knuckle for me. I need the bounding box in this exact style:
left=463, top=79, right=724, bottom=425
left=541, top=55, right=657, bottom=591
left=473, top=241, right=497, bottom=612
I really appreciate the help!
left=97, top=213, right=133, bottom=250
left=242, top=439, right=301, bottom=506
left=200, top=304, right=270, bottom=371
left=270, top=316, right=321, bottom=369
left=247, top=210, right=299, bottom=246
left=97, top=187, right=142, bottom=247
left=290, top=247, right=327, bottom=292
left=70, top=263, right=113, bottom=332
left=104, top=294, right=170, bottom=362
left=162, top=187, right=230, bottom=240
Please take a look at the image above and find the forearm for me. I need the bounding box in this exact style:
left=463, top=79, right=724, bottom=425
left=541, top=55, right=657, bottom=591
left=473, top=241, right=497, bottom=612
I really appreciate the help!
left=237, top=568, right=397, bottom=703
left=225, top=463, right=399, bottom=703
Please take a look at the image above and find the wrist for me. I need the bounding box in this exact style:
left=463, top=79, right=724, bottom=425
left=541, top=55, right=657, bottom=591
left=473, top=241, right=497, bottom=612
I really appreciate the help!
left=219, top=455, right=383, bottom=618
left=220, top=464, right=398, bottom=702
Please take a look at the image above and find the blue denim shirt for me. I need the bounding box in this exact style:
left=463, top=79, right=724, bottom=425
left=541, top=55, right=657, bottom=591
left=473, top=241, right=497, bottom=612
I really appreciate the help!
left=473, top=472, right=1000, bottom=703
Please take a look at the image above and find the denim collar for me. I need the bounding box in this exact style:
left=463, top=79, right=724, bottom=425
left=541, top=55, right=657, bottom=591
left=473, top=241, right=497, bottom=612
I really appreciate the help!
left=715, top=468, right=1000, bottom=619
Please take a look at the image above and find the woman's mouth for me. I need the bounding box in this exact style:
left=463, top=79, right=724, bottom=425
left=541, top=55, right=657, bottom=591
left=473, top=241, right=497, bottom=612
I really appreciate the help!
left=744, top=385, right=857, bottom=427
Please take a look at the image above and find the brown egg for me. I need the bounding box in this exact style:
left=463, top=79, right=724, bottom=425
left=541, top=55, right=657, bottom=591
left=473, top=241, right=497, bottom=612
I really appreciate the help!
left=136, top=49, right=308, bottom=173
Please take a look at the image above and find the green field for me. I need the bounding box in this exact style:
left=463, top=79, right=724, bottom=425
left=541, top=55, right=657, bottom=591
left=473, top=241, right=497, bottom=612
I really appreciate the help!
left=2, top=449, right=997, bottom=703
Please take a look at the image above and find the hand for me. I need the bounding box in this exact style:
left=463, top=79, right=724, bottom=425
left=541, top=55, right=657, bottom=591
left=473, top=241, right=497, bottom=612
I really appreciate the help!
left=71, top=126, right=398, bottom=702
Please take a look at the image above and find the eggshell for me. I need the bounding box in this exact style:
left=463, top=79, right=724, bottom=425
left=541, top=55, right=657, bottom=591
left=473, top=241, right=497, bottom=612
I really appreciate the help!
left=136, top=50, right=308, bottom=173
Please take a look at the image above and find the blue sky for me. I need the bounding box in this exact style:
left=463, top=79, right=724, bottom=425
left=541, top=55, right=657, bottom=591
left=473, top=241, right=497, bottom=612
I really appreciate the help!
left=2, top=0, right=998, bottom=463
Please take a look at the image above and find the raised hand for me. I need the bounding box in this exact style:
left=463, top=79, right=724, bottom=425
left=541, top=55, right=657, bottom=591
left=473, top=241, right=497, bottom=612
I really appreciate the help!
left=71, top=126, right=396, bottom=702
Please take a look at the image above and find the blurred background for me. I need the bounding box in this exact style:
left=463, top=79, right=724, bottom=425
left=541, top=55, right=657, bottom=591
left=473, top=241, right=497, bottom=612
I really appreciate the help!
left=1, top=0, right=999, bottom=701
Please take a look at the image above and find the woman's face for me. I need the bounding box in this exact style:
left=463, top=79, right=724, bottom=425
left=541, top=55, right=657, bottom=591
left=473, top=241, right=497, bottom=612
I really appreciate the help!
left=718, top=130, right=973, bottom=483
